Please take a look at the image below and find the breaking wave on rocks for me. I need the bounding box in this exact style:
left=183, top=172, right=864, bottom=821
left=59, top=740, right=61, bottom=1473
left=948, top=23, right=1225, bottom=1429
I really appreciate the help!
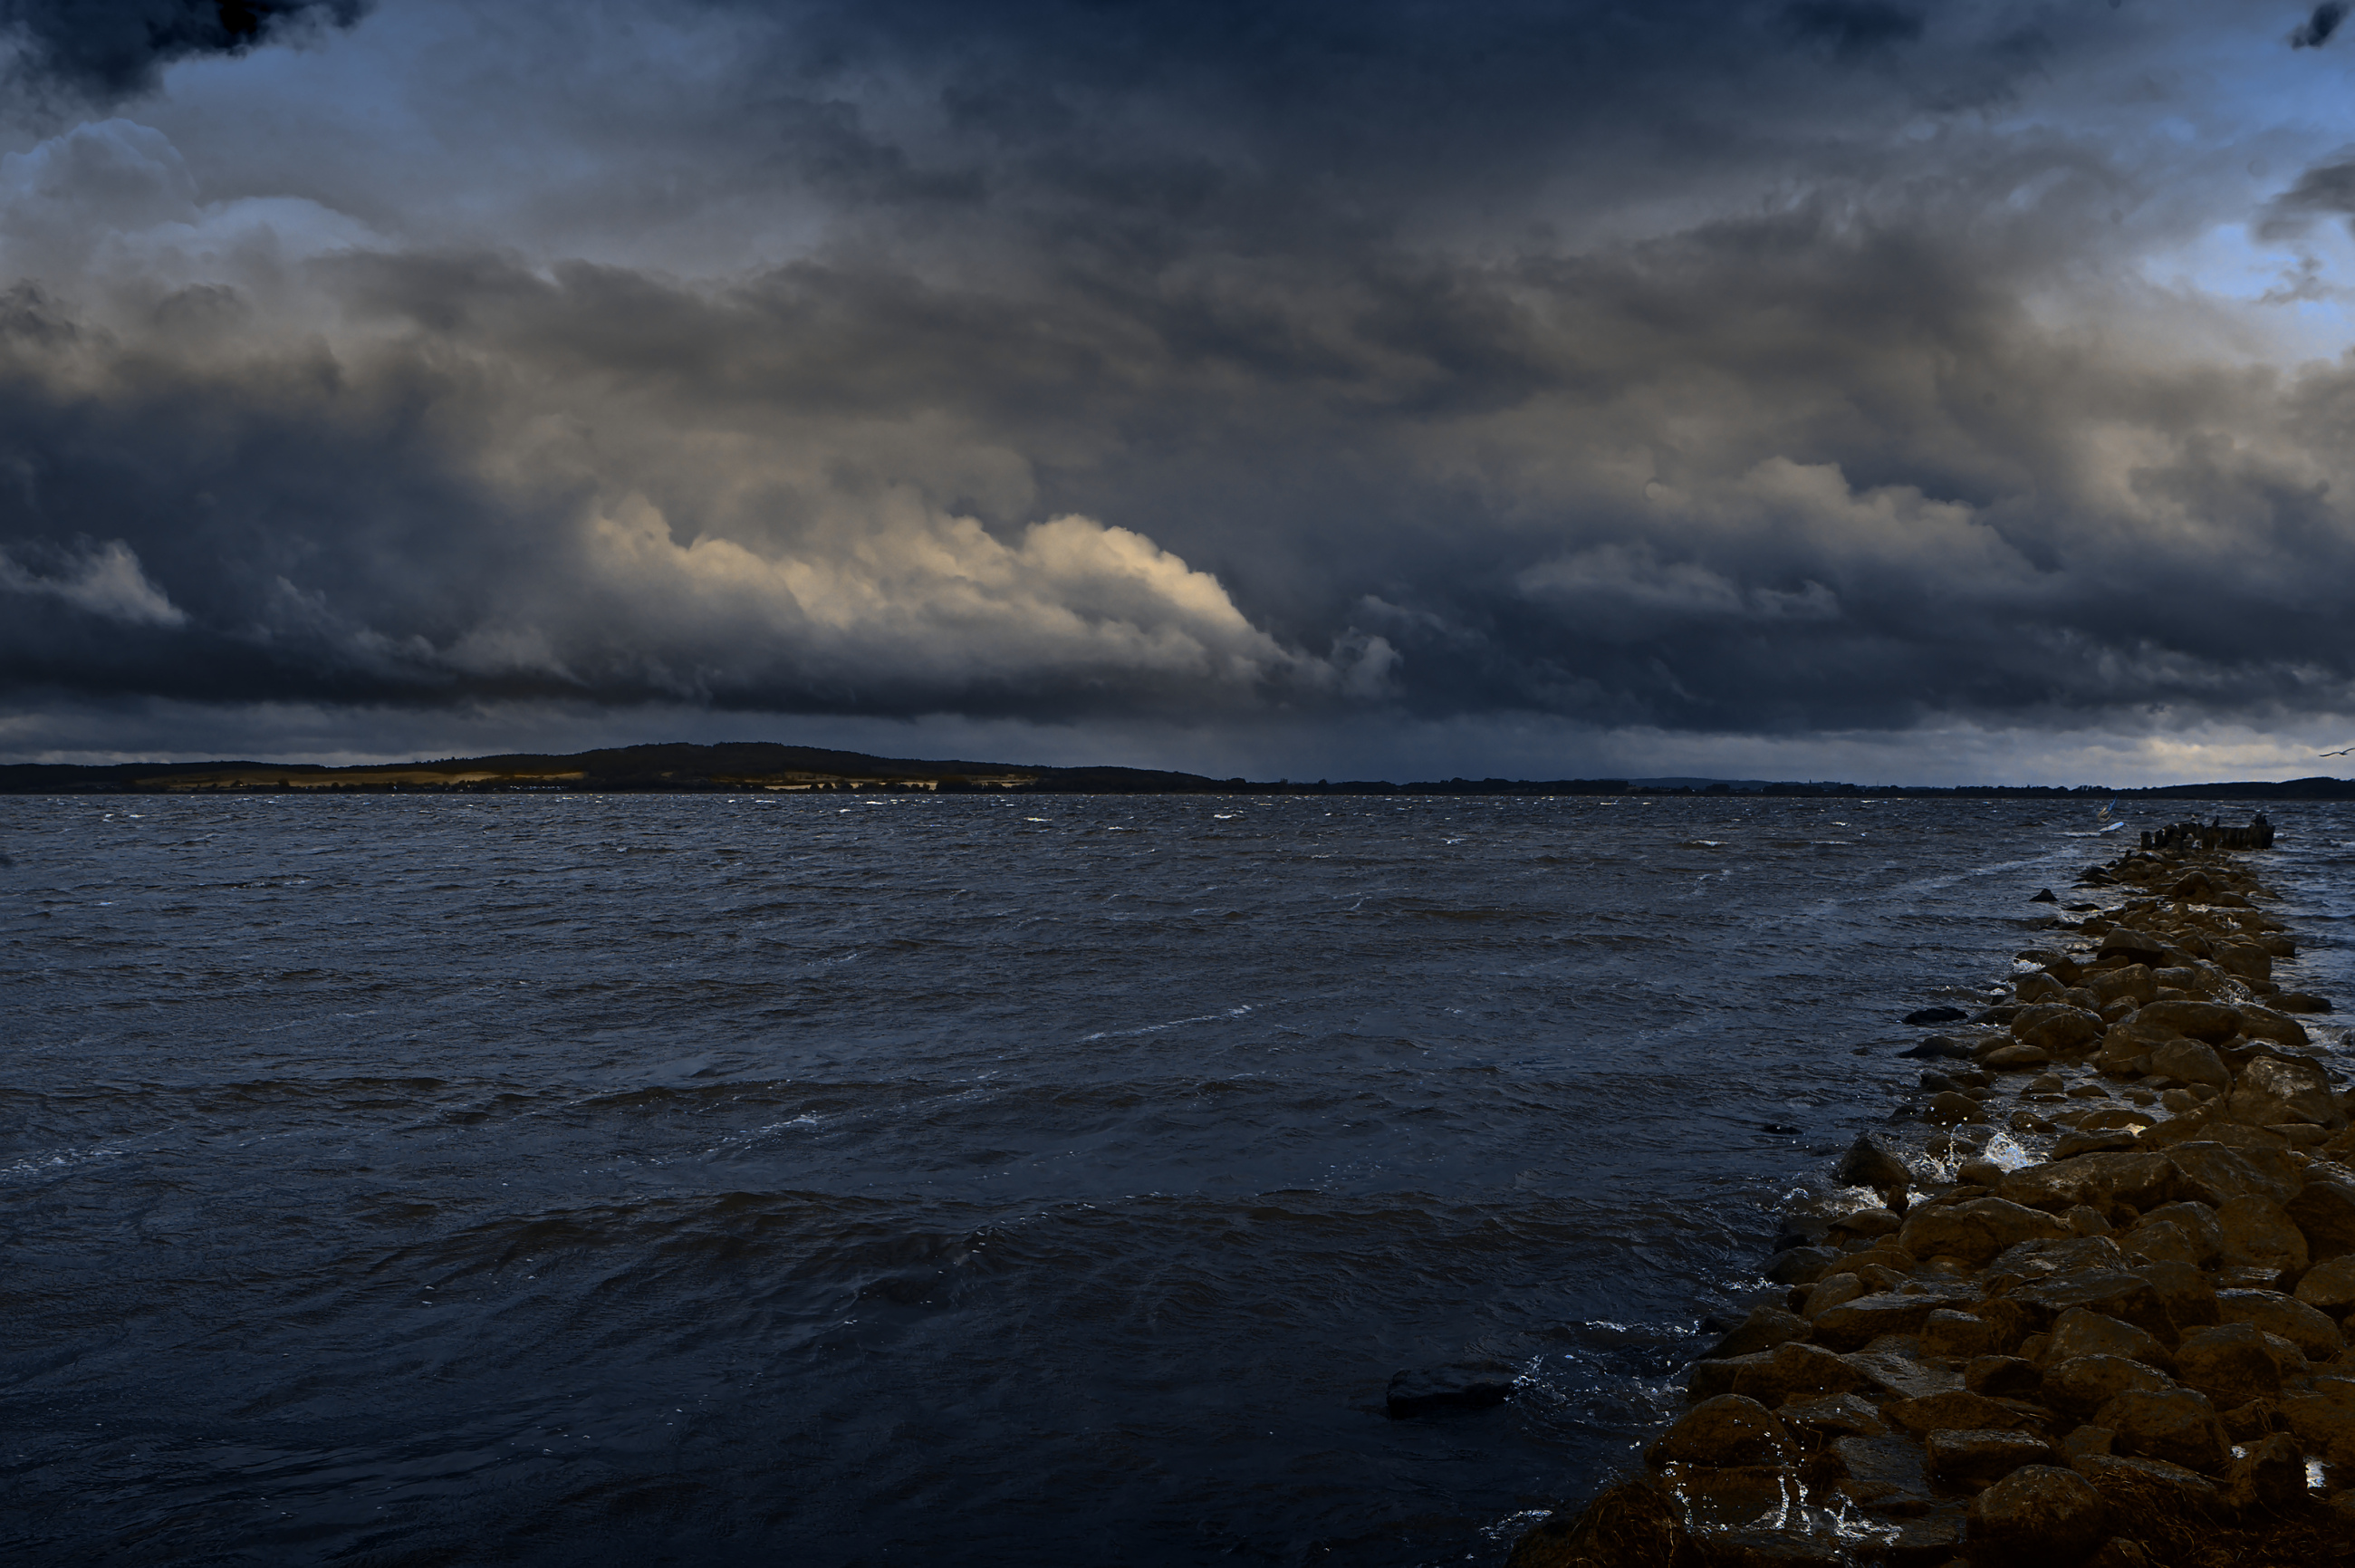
left=2, top=794, right=2350, bottom=1565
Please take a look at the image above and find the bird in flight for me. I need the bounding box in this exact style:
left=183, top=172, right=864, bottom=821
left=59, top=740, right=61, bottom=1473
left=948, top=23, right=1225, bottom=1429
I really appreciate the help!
left=2324, top=746, right=2355, bottom=756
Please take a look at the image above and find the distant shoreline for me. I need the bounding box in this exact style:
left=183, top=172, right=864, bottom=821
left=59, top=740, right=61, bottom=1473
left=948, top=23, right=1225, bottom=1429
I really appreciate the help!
left=5, top=740, right=2355, bottom=800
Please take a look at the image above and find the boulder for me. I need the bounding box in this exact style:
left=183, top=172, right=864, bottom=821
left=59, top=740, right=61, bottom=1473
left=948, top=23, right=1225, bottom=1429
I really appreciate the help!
left=1832, top=1134, right=1913, bottom=1196
left=2001, top=1153, right=2181, bottom=1217
left=1701, top=1305, right=1811, bottom=1361
left=1809, top=1293, right=1943, bottom=1352
left=1927, top=1427, right=2060, bottom=1483
left=2043, top=1355, right=2176, bottom=1419
left=2217, top=1287, right=2345, bottom=1358
left=2215, top=1193, right=2309, bottom=1275
left=1764, top=1245, right=1841, bottom=1286
left=2225, top=1054, right=2340, bottom=1129
left=2279, top=1375, right=2355, bottom=1466
left=2236, top=1005, right=2312, bottom=1048
left=2294, top=1253, right=2355, bottom=1313
left=2285, top=1176, right=2355, bottom=1261
left=2129, top=1202, right=2223, bottom=1265
left=1966, top=1465, right=2109, bottom=1567
left=1725, top=1341, right=1874, bottom=1406
left=1648, top=1394, right=1791, bottom=1467
left=1903, top=1005, right=1969, bottom=1025
left=1898, top=1197, right=2071, bottom=1265
left=2145, top=1038, right=2230, bottom=1090
left=1926, top=1090, right=1984, bottom=1125
left=2223, top=1430, right=2307, bottom=1512
left=2168, top=871, right=2215, bottom=901
left=2070, top=1451, right=2222, bottom=1511
left=1885, top=1389, right=2045, bottom=1437
left=2016, top=971, right=2067, bottom=1005
left=2132, top=999, right=2240, bottom=1044
left=1987, top=1233, right=2130, bottom=1279
left=2013, top=1005, right=2103, bottom=1057
left=2120, top=1219, right=2204, bottom=1269
left=2043, top=1308, right=2170, bottom=1369
left=2214, top=942, right=2272, bottom=985
left=2087, top=965, right=2157, bottom=1011
left=1801, top=1273, right=1868, bottom=1320
left=1920, top=1308, right=2009, bottom=1359
left=2099, top=928, right=2172, bottom=968
left=2167, top=1141, right=2304, bottom=1207
left=1985, top=1043, right=2054, bottom=1071
left=1776, top=1391, right=1889, bottom=1443
left=2168, top=1323, right=2299, bottom=1408
left=2016, top=1263, right=2216, bottom=1346
left=1965, top=1355, right=2043, bottom=1398
left=1830, top=1207, right=1903, bottom=1239
left=2095, top=1387, right=2229, bottom=1471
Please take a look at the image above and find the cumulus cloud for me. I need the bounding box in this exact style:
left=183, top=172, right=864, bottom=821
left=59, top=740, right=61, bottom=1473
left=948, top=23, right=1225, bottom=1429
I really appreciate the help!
left=0, top=537, right=186, bottom=625
left=2, top=0, right=2354, bottom=777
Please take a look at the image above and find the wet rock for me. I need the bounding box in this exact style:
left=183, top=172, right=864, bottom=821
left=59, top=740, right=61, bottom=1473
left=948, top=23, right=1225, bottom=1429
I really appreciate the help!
left=2216, top=1193, right=2310, bottom=1275
left=2083, top=1536, right=2153, bottom=1568
left=1832, top=1133, right=1913, bottom=1196
left=2052, top=1129, right=2142, bottom=1159
left=2099, top=929, right=2173, bottom=968
left=2168, top=1323, right=2300, bottom=1408
left=1926, top=1090, right=1983, bottom=1125
left=1902, top=1005, right=1968, bottom=1025
left=1966, top=1464, right=2109, bottom=1566
left=2168, top=871, right=2216, bottom=901
left=1725, top=1341, right=1874, bottom=1406
left=1764, top=1246, right=1841, bottom=1286
left=2276, top=991, right=2334, bottom=1014
left=2044, top=1307, right=2170, bottom=1369
left=2013, top=1005, right=2102, bottom=1057
left=2168, top=1140, right=2304, bottom=1207
left=1988, top=1234, right=2130, bottom=1280
left=2294, top=1253, right=2355, bottom=1313
left=2071, top=1451, right=2222, bottom=1511
left=2217, top=1287, right=2344, bottom=1358
left=1828, top=1431, right=1935, bottom=1515
left=1504, top=1477, right=1688, bottom=1568
left=2016, top=971, right=2067, bottom=1005
left=2146, top=1038, right=2230, bottom=1090
left=2133, top=999, right=2241, bottom=1043
left=1898, top=1197, right=2071, bottom=1264
left=1870, top=1511, right=1967, bottom=1565
left=1776, top=1391, right=1888, bottom=1443
left=1885, top=1388, right=2046, bottom=1437
left=1647, top=1394, right=1791, bottom=1467
left=1829, top=1207, right=1902, bottom=1240
left=2285, top=1175, right=2355, bottom=1261
left=1986, top=1043, right=2056, bottom=1071
left=1927, top=1426, right=2060, bottom=1482
left=2280, top=1375, right=2355, bottom=1466
left=1968, top=1356, right=2043, bottom=1393
left=2016, top=1263, right=2216, bottom=1347
left=1897, top=1034, right=1974, bottom=1059
left=1702, top=1305, right=1811, bottom=1361
left=1386, top=1361, right=1517, bottom=1416
left=1800, top=1273, right=1866, bottom=1320
left=2235, top=1004, right=2313, bottom=1049
left=1997, top=1152, right=2177, bottom=1216
left=1842, top=1343, right=1965, bottom=1401
left=2096, top=1387, right=2230, bottom=1471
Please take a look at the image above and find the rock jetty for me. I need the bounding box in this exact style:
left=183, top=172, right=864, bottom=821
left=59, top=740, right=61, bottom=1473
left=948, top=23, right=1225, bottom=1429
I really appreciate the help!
left=1510, top=835, right=2355, bottom=1567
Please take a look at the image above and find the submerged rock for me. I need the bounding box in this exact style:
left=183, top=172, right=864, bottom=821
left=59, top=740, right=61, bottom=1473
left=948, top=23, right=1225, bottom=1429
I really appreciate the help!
left=1385, top=1361, right=1516, bottom=1417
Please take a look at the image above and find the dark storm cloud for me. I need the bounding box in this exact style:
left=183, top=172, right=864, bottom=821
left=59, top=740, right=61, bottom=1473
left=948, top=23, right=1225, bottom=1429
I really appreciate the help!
left=2292, top=3, right=2348, bottom=48
left=5, top=0, right=2355, bottom=768
left=0, top=0, right=370, bottom=101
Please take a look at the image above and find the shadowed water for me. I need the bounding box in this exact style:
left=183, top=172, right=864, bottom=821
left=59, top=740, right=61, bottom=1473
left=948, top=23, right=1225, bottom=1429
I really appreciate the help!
left=4, top=794, right=2349, bottom=1565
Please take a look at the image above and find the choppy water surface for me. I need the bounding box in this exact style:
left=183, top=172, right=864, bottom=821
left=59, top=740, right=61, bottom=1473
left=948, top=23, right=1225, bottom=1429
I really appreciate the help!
left=5, top=794, right=2351, bottom=1566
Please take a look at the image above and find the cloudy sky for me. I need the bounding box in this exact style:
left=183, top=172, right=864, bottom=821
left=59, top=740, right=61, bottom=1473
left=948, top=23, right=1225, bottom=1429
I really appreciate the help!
left=5, top=0, right=2355, bottom=783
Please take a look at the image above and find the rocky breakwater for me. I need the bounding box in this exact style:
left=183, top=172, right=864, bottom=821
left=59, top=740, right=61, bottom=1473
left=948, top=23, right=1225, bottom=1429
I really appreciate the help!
left=1510, top=842, right=2355, bottom=1567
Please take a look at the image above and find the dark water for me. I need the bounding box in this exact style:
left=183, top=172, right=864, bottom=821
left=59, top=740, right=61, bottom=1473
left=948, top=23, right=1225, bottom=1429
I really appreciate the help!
left=4, top=794, right=2350, bottom=1566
